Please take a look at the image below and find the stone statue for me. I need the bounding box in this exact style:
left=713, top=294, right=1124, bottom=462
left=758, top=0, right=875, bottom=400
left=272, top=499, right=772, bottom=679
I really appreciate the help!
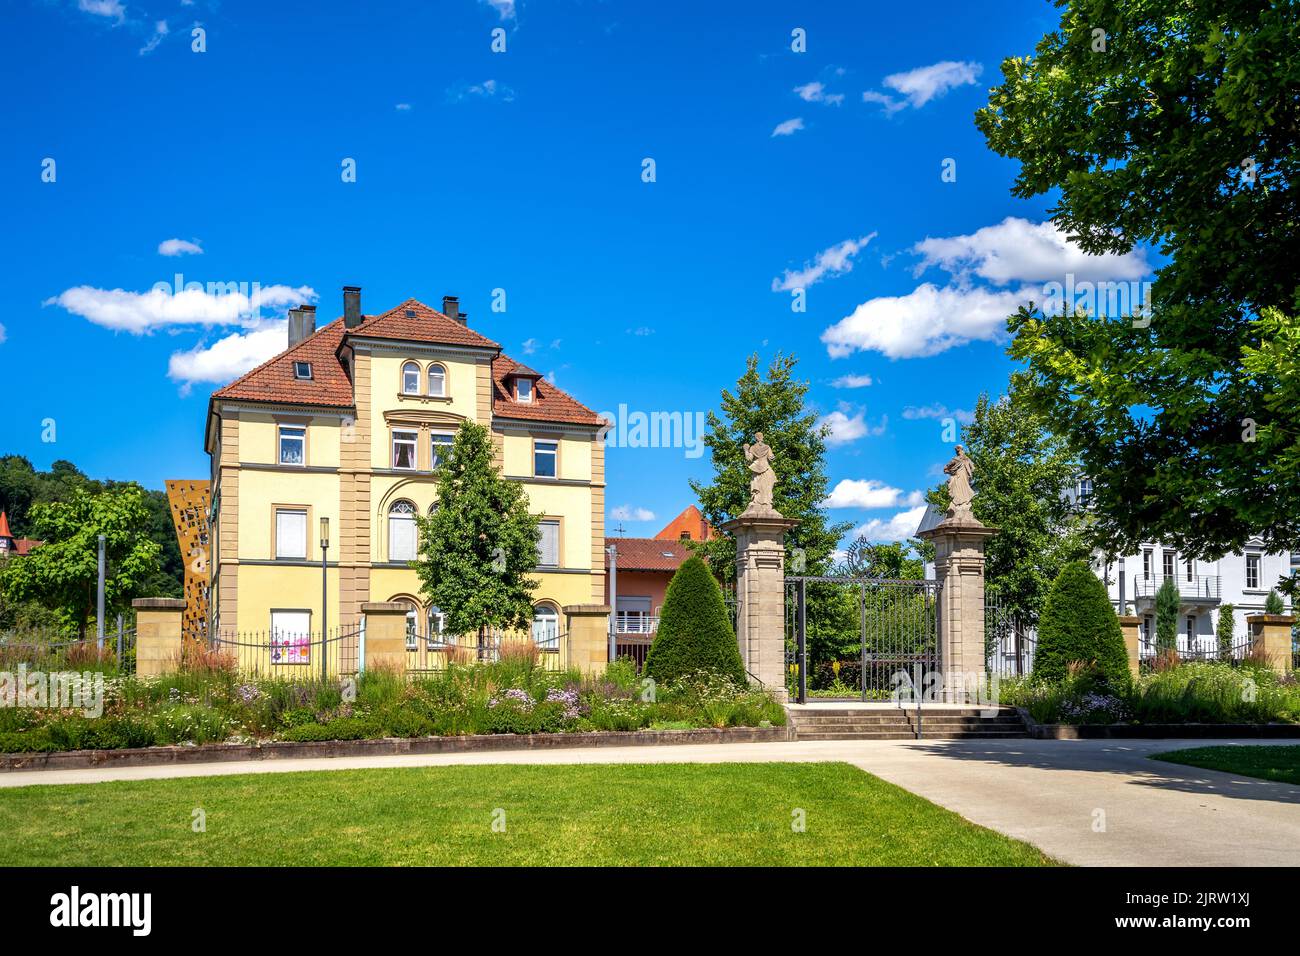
left=944, top=445, right=976, bottom=521
left=742, top=432, right=778, bottom=516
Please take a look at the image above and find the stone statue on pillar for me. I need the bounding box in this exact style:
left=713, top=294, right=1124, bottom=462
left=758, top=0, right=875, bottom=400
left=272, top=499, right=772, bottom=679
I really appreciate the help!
left=943, top=445, right=978, bottom=523
left=742, top=432, right=780, bottom=517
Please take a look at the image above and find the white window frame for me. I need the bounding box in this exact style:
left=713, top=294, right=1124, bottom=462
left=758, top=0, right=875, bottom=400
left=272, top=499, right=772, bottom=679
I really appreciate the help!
left=428, top=364, right=446, bottom=398
left=516, top=377, right=534, bottom=403
left=392, top=430, right=418, bottom=470
left=1142, top=549, right=1152, bottom=581
left=1246, top=553, right=1261, bottom=590
left=293, top=361, right=312, bottom=380
left=1162, top=550, right=1175, bottom=579
left=388, top=500, right=418, bottom=562
left=402, top=361, right=421, bottom=395
left=532, top=603, right=559, bottom=649
left=278, top=425, right=306, bottom=466
left=537, top=519, right=560, bottom=568
left=270, top=609, right=312, bottom=665
left=275, top=508, right=307, bottom=560
left=430, top=431, right=454, bottom=470
left=534, top=440, right=558, bottom=478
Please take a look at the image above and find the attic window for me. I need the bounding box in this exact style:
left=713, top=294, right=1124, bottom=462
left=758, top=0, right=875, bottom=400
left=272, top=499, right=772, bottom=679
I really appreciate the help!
left=293, top=362, right=313, bottom=380
left=661, top=551, right=675, bottom=558
left=515, top=377, right=534, bottom=403
left=405, top=309, right=417, bottom=318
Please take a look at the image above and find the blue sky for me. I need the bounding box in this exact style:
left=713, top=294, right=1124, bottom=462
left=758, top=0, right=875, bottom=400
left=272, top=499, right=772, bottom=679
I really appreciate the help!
left=0, top=0, right=1155, bottom=545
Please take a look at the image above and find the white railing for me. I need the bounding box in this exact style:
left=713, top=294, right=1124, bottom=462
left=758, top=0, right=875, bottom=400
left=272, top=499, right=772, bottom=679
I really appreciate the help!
left=614, top=613, right=658, bottom=634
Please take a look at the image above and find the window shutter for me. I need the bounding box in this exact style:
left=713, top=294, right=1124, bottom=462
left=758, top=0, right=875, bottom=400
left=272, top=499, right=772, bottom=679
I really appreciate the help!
left=276, top=510, right=307, bottom=559
left=390, top=516, right=417, bottom=561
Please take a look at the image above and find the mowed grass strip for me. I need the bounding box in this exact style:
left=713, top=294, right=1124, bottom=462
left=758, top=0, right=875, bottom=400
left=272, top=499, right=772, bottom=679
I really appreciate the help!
left=1151, top=745, right=1300, bottom=786
left=0, top=762, right=1054, bottom=866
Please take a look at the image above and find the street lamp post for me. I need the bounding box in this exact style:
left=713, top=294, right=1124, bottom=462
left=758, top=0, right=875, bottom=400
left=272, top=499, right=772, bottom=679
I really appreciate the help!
left=320, top=517, right=329, bottom=681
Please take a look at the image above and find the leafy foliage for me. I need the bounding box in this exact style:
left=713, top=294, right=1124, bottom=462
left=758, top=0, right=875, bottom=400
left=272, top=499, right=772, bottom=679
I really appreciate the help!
left=977, top=1, right=1300, bottom=559
left=0, top=486, right=162, bottom=636
left=412, top=422, right=540, bottom=637
left=1217, top=604, right=1236, bottom=657
left=1033, top=560, right=1130, bottom=685
left=1155, top=577, right=1180, bottom=653
left=645, top=556, right=746, bottom=685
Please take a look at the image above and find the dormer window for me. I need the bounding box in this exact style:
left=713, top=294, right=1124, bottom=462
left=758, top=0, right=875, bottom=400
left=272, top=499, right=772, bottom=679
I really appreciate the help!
left=402, top=361, right=420, bottom=395
left=515, top=377, right=534, bottom=403
left=293, top=361, right=312, bottom=380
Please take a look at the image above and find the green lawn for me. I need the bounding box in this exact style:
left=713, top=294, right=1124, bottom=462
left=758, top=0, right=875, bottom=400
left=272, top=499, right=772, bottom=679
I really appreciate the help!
left=0, top=762, right=1054, bottom=866
left=1151, top=745, right=1300, bottom=785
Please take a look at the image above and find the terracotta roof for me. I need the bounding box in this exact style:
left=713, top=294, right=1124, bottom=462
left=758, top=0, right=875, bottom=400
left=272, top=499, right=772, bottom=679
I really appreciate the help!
left=605, top=537, right=695, bottom=572
left=212, top=318, right=355, bottom=407
left=655, top=504, right=714, bottom=542
left=492, top=356, right=605, bottom=427
left=13, top=538, right=40, bottom=556
left=349, top=298, right=500, bottom=350
left=0, top=511, right=10, bottom=539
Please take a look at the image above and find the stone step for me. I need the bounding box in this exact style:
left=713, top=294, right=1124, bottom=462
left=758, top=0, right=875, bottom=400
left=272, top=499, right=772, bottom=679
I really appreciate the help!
left=791, top=719, right=1025, bottom=730
left=796, top=729, right=1027, bottom=740
left=791, top=714, right=1023, bottom=724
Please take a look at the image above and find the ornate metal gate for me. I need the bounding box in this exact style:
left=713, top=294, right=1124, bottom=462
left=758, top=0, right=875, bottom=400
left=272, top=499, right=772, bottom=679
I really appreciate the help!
left=785, top=575, right=941, bottom=703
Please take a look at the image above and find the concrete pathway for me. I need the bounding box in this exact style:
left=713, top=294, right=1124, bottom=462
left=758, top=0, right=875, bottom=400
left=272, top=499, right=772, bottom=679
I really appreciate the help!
left=3, top=737, right=1298, bottom=866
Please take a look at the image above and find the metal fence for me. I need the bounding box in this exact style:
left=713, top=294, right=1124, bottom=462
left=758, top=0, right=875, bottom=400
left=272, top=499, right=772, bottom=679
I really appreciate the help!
left=405, top=628, right=570, bottom=673
left=613, top=636, right=653, bottom=672
left=985, top=591, right=1035, bottom=678
left=1137, top=634, right=1256, bottom=669
left=0, top=622, right=137, bottom=674
left=211, top=625, right=360, bottom=679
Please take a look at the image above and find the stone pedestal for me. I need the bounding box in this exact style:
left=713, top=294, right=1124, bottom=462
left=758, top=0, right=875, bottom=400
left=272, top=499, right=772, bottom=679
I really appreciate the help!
left=132, top=598, right=185, bottom=676
left=361, top=602, right=409, bottom=675
left=1117, top=615, right=1142, bottom=679
left=563, top=604, right=611, bottom=673
left=1246, top=614, right=1294, bottom=675
left=722, top=513, right=799, bottom=702
left=916, top=518, right=997, bottom=702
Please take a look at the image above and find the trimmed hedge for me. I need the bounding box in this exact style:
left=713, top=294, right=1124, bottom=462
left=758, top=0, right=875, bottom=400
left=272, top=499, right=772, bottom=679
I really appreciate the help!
left=1033, top=560, right=1130, bottom=685
left=645, top=556, right=746, bottom=685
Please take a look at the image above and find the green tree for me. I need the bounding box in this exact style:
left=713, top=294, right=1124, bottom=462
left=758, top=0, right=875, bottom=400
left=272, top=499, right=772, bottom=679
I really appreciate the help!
left=412, top=422, right=540, bottom=639
left=977, top=1, right=1300, bottom=559
left=690, top=353, right=850, bottom=582
left=0, top=486, right=162, bottom=637
left=1033, top=560, right=1130, bottom=684
left=644, top=556, right=745, bottom=685
left=1216, top=604, right=1236, bottom=658
left=1155, top=577, right=1180, bottom=654
left=1264, top=590, right=1285, bottom=615
left=927, top=392, right=1090, bottom=633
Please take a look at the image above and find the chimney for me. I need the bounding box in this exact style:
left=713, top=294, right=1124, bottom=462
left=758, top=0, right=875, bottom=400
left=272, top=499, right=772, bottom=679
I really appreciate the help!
left=442, top=295, right=467, bottom=326
left=287, top=305, right=317, bottom=349
left=343, top=286, right=362, bottom=328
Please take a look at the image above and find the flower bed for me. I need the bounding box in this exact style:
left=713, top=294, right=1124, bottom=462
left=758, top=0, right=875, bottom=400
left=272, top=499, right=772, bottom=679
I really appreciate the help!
left=996, top=661, right=1300, bottom=727
left=0, top=658, right=785, bottom=754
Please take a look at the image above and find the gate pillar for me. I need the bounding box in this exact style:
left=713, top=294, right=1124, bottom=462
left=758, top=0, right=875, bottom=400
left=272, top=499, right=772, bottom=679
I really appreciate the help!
left=723, top=513, right=799, bottom=703
left=917, top=518, right=996, bottom=702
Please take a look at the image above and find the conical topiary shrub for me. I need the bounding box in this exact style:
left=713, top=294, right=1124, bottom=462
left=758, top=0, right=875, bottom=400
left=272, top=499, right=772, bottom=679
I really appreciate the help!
left=643, top=556, right=746, bottom=685
left=1032, top=560, right=1130, bottom=685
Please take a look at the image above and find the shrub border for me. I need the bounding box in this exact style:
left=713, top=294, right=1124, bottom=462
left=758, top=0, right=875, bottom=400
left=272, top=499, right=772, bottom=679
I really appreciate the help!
left=0, top=724, right=794, bottom=773
left=1015, top=707, right=1300, bottom=739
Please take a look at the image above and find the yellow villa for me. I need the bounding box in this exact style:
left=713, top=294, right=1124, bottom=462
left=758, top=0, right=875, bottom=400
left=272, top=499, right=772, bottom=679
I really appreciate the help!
left=204, top=287, right=608, bottom=669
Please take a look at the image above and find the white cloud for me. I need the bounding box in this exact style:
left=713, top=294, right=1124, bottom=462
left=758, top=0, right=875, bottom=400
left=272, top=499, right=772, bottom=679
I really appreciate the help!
left=794, top=81, right=843, bottom=105
left=771, top=117, right=804, bottom=137
left=626, top=326, right=654, bottom=336
left=610, top=505, right=655, bottom=522
left=831, top=373, right=873, bottom=388
left=481, top=0, right=516, bottom=20
left=913, top=217, right=1150, bottom=285
left=450, top=79, right=515, bottom=102
left=885, top=60, right=981, bottom=109
left=903, top=404, right=974, bottom=425
left=822, top=282, right=1034, bottom=359
left=0, top=323, right=6, bottom=346
left=861, top=90, right=907, bottom=115
left=851, top=504, right=928, bottom=542
left=819, top=406, right=886, bottom=446
left=395, top=103, right=412, bottom=111
left=166, top=321, right=288, bottom=396
left=158, top=237, right=202, bottom=257
left=521, top=337, right=539, bottom=355
left=139, top=20, right=168, bottom=55
left=78, top=0, right=125, bottom=23
left=772, top=233, right=876, bottom=292
left=45, top=283, right=316, bottom=334
left=824, top=479, right=924, bottom=510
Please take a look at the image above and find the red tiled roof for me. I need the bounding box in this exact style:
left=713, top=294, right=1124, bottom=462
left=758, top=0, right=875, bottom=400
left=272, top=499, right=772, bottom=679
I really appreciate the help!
left=0, top=511, right=10, bottom=539
left=350, top=298, right=500, bottom=350
left=212, top=318, right=355, bottom=407
left=14, top=538, right=40, bottom=556
left=605, top=537, right=695, bottom=572
left=492, top=356, right=604, bottom=427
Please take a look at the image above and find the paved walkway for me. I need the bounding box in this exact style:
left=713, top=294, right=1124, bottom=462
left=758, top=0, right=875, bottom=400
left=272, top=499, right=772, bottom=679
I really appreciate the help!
left=3, top=737, right=1298, bottom=866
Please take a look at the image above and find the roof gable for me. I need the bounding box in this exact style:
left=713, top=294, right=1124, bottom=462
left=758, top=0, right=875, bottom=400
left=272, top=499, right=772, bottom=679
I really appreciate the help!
left=492, top=356, right=604, bottom=427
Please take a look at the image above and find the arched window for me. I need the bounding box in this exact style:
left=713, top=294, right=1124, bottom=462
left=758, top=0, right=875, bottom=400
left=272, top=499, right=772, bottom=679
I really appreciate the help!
left=532, top=602, right=560, bottom=651
left=427, top=605, right=446, bottom=647
left=427, top=364, right=447, bottom=398
left=388, top=500, right=418, bottom=562
left=401, top=361, right=420, bottom=395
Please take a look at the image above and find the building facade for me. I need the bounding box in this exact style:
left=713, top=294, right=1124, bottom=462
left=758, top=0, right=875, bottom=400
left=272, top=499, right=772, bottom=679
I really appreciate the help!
left=205, top=289, right=606, bottom=650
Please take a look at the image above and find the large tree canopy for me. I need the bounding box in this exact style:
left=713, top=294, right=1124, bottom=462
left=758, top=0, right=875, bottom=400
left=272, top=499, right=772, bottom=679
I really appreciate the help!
left=976, top=0, right=1299, bottom=559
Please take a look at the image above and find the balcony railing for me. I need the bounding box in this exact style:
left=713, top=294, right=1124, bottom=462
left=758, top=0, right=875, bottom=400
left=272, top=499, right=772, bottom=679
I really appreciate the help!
left=1133, top=573, right=1221, bottom=602
left=613, top=612, right=658, bottom=635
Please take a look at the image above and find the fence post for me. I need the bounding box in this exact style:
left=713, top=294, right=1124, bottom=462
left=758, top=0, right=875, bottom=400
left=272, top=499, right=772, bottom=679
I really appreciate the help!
left=796, top=578, right=807, bottom=704
left=562, top=604, right=611, bottom=673
left=132, top=598, right=185, bottom=676
left=360, top=603, right=408, bottom=676
left=1246, top=613, right=1294, bottom=675
left=1117, top=615, right=1141, bottom=679
left=115, top=613, right=123, bottom=662
left=722, top=513, right=800, bottom=703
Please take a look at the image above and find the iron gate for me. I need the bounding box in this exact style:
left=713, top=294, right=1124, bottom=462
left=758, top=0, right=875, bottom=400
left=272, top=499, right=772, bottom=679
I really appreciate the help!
left=785, top=576, right=941, bottom=703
